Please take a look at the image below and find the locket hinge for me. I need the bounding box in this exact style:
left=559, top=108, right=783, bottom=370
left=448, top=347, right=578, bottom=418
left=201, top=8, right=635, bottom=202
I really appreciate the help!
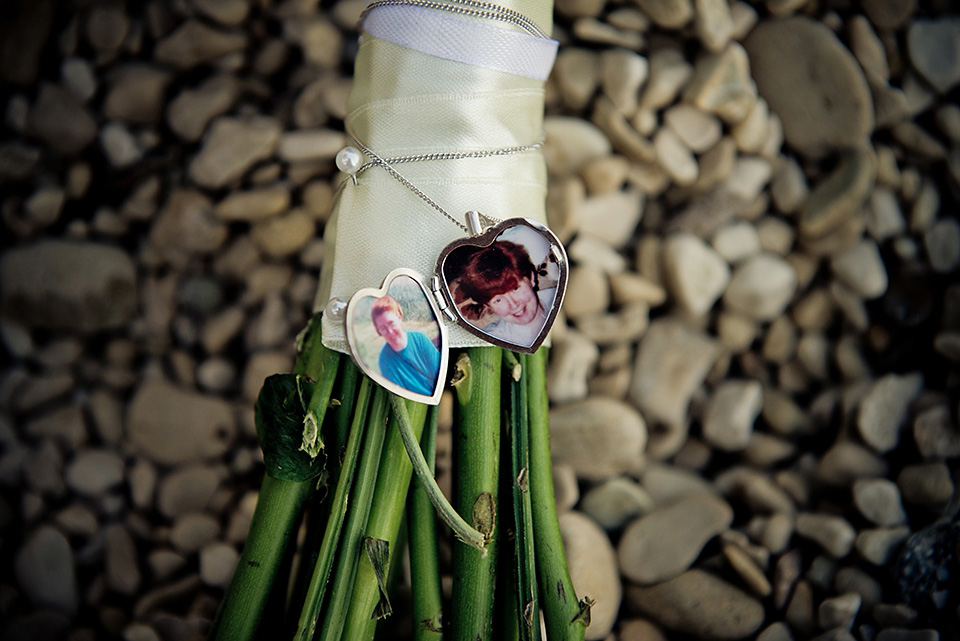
left=431, top=275, right=458, bottom=322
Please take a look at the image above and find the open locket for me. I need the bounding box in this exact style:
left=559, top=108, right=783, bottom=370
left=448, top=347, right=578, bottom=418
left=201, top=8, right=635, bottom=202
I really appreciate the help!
left=431, top=215, right=567, bottom=355
left=342, top=217, right=566, bottom=404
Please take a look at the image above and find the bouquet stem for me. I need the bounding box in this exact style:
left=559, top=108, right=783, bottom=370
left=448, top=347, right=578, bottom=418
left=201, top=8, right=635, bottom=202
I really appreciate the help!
left=408, top=405, right=444, bottom=640
left=211, top=320, right=586, bottom=641
left=339, top=396, right=430, bottom=638
left=316, top=387, right=389, bottom=641
left=207, top=474, right=314, bottom=641
left=526, top=349, right=590, bottom=640
left=450, top=348, right=502, bottom=641
left=507, top=352, right=541, bottom=641
left=293, top=374, right=373, bottom=641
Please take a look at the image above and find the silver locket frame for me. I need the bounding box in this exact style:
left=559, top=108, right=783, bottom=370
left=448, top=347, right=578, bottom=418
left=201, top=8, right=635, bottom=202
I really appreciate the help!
left=432, top=217, right=568, bottom=354
left=344, top=267, right=449, bottom=405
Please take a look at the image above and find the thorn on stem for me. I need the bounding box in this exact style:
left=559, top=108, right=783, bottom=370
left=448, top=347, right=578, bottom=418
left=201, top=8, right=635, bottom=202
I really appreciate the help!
left=523, top=600, right=536, bottom=627
left=450, top=352, right=471, bottom=390
left=517, top=467, right=529, bottom=493
left=472, top=492, right=496, bottom=541
left=572, top=597, right=595, bottom=627
left=299, top=411, right=324, bottom=458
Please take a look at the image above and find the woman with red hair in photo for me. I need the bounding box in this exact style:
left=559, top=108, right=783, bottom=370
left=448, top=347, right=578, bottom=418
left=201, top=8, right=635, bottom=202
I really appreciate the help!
left=451, top=240, right=554, bottom=348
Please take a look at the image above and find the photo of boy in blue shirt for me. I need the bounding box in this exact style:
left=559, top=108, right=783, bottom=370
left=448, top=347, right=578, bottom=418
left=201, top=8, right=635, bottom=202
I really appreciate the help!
left=370, top=294, right=441, bottom=397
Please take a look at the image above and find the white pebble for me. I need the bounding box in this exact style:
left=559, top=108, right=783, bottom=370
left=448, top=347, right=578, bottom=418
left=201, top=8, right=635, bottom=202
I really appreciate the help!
left=65, top=449, right=125, bottom=497
left=581, top=476, right=654, bottom=530
left=830, top=239, right=889, bottom=299
left=600, top=48, right=648, bottom=114
left=852, top=478, right=907, bottom=526
left=712, top=221, right=761, bottom=263
left=724, top=253, right=797, bottom=320
left=662, top=233, right=730, bottom=316
left=703, top=380, right=763, bottom=451
left=664, top=104, right=722, bottom=153
left=654, top=127, right=699, bottom=186
left=925, top=217, right=960, bottom=273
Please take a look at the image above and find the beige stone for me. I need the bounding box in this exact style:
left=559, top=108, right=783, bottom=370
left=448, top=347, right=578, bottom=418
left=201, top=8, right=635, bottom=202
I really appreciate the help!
left=745, top=17, right=874, bottom=158
left=630, top=319, right=721, bottom=457
left=560, top=512, right=621, bottom=639
left=654, top=128, right=698, bottom=185
left=662, top=233, right=729, bottom=315
left=626, top=570, right=764, bottom=639
left=549, top=397, right=647, bottom=480
left=663, top=104, right=722, bottom=153
left=154, top=20, right=247, bottom=69
left=631, top=0, right=692, bottom=28
left=683, top=43, right=755, bottom=124
left=799, top=149, right=875, bottom=240
left=601, top=48, right=648, bottom=114
left=189, top=117, right=281, bottom=189
left=619, top=495, right=733, bottom=584
left=770, top=158, right=809, bottom=214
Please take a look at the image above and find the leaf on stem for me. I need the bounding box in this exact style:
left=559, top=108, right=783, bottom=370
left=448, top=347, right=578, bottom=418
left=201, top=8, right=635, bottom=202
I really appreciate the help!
left=255, top=374, right=327, bottom=482
left=363, top=537, right=392, bottom=620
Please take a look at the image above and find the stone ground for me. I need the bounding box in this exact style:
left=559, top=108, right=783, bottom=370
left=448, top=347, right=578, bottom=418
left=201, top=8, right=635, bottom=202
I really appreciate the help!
left=1, top=0, right=960, bottom=640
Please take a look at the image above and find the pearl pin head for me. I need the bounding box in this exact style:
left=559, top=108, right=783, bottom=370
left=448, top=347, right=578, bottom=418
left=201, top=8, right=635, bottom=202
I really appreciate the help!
left=324, top=297, right=347, bottom=321
left=335, top=146, right=363, bottom=175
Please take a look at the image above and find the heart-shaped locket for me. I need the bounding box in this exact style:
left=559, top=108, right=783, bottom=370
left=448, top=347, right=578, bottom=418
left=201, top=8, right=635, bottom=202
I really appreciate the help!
left=344, top=268, right=448, bottom=405
left=434, top=217, right=567, bottom=353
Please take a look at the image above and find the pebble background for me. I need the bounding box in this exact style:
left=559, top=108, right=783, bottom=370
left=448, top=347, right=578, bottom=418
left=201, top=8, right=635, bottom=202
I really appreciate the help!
left=1, top=0, right=959, bottom=640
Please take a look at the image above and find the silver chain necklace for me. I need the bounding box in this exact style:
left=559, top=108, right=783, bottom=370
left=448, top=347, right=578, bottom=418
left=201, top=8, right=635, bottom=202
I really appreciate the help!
left=339, top=132, right=543, bottom=233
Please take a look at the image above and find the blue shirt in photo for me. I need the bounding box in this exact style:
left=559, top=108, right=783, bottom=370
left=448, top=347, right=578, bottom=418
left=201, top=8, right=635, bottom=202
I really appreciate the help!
left=379, top=331, right=440, bottom=396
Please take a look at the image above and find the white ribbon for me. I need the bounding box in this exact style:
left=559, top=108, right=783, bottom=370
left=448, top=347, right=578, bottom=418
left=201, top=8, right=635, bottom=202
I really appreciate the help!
left=362, top=4, right=558, bottom=81
left=318, top=1, right=555, bottom=352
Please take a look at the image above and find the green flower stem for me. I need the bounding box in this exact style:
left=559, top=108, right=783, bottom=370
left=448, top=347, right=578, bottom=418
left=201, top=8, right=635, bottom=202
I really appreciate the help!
left=292, top=312, right=328, bottom=377
left=293, top=376, right=374, bottom=641
left=299, top=355, right=340, bottom=459
left=209, top=317, right=340, bottom=641
left=409, top=405, right=444, bottom=641
left=508, top=353, right=541, bottom=641
left=391, top=393, right=486, bottom=551
left=451, top=348, right=502, bottom=641
left=339, top=396, right=430, bottom=640
left=318, top=387, right=389, bottom=641
left=331, top=359, right=361, bottom=452
left=525, top=350, right=586, bottom=641
left=495, top=549, right=522, bottom=641
left=207, top=474, right=314, bottom=641
left=287, top=361, right=362, bottom=626
left=293, top=314, right=342, bottom=458
left=502, top=349, right=522, bottom=380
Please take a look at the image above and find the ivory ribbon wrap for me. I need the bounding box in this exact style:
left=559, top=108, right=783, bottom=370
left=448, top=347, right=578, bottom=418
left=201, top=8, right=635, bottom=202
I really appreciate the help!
left=317, top=0, right=557, bottom=353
